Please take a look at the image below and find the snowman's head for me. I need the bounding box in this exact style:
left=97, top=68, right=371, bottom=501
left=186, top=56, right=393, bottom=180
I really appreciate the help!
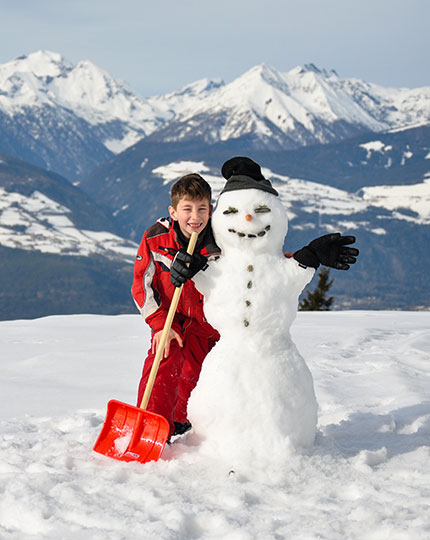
left=212, top=188, right=288, bottom=255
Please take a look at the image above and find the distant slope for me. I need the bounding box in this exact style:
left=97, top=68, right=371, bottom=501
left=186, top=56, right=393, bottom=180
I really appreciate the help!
left=0, top=153, right=137, bottom=320
left=0, top=152, right=137, bottom=258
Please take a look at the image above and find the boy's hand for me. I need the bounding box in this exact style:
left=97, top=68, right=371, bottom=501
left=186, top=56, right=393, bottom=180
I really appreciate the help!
left=294, top=233, right=359, bottom=270
left=152, top=328, right=183, bottom=357
left=170, top=249, right=208, bottom=287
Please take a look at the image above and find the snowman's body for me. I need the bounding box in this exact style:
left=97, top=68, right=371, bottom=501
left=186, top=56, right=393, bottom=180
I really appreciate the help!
left=188, top=188, right=318, bottom=468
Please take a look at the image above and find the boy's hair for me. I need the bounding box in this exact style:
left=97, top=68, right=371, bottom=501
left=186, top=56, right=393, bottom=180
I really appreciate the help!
left=170, top=174, right=212, bottom=208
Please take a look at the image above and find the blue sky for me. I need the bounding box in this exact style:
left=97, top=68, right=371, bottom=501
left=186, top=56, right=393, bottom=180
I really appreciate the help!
left=1, top=0, right=428, bottom=96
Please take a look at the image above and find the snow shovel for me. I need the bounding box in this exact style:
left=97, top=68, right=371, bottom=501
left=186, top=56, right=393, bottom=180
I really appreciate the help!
left=93, top=231, right=199, bottom=464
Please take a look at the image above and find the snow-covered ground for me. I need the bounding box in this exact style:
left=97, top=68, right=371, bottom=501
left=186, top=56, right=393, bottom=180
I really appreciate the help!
left=1, top=311, right=429, bottom=539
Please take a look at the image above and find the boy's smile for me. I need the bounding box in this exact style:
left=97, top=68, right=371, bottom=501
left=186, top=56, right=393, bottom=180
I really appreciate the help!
left=169, top=197, right=212, bottom=239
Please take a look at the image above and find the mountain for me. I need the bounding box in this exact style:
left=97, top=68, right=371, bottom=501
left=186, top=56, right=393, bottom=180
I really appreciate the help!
left=144, top=63, right=430, bottom=150
left=0, top=51, right=170, bottom=180
left=0, top=153, right=137, bottom=319
left=2, top=52, right=430, bottom=181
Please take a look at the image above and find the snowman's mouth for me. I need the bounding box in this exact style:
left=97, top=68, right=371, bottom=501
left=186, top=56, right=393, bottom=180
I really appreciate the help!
left=228, top=225, right=271, bottom=238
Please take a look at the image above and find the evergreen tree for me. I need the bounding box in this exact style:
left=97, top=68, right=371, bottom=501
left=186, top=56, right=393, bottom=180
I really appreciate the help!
left=299, top=267, right=334, bottom=311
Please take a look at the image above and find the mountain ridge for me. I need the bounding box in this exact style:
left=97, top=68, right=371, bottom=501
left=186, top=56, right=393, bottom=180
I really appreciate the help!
left=1, top=51, right=430, bottom=179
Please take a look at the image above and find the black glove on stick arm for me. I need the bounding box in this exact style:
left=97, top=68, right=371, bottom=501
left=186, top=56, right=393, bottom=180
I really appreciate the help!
left=170, top=249, right=208, bottom=287
left=294, top=233, right=359, bottom=270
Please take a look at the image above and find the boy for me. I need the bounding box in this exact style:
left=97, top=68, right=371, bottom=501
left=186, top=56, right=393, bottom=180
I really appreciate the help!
left=132, top=174, right=220, bottom=440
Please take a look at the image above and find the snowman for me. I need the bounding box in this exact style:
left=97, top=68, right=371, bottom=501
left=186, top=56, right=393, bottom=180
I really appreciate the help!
left=171, top=157, right=358, bottom=470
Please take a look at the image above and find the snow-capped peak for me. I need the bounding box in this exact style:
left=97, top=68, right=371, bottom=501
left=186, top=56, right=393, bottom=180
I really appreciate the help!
left=161, top=62, right=386, bottom=145
left=241, top=62, right=280, bottom=79
left=289, top=63, right=339, bottom=78
left=167, top=77, right=224, bottom=98
left=6, top=50, right=71, bottom=78
left=146, top=76, right=224, bottom=117
left=0, top=51, right=71, bottom=108
left=234, top=63, right=294, bottom=97
left=0, top=51, right=172, bottom=153
left=51, top=58, right=140, bottom=120
left=0, top=50, right=159, bottom=122
left=152, top=62, right=430, bottom=148
left=2, top=51, right=430, bottom=172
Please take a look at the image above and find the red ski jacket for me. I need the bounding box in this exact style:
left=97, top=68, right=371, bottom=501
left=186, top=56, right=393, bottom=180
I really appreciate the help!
left=132, top=217, right=221, bottom=338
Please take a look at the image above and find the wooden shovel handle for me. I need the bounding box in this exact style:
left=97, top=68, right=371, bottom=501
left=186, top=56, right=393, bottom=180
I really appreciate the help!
left=139, top=231, right=199, bottom=410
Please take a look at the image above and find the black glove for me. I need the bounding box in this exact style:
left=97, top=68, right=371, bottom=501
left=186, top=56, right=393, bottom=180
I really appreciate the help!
left=170, top=249, right=208, bottom=287
left=294, top=233, right=359, bottom=270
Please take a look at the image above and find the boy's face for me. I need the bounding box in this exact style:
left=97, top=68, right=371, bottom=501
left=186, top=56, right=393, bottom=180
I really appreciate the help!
left=169, top=197, right=212, bottom=239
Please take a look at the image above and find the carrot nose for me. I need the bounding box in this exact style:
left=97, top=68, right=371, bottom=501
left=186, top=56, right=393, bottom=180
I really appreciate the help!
left=245, top=214, right=252, bottom=221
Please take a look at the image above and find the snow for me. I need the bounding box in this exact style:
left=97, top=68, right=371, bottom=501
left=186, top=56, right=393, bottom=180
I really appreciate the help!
left=361, top=178, right=430, bottom=224
left=1, top=311, right=429, bottom=539
left=360, top=141, right=389, bottom=153
left=147, top=77, right=223, bottom=116
left=0, top=188, right=137, bottom=260
left=152, top=161, right=210, bottom=185
left=359, top=140, right=393, bottom=159
left=370, top=227, right=387, bottom=235
left=401, top=150, right=413, bottom=165
left=274, top=174, right=368, bottom=217
left=104, top=132, right=143, bottom=154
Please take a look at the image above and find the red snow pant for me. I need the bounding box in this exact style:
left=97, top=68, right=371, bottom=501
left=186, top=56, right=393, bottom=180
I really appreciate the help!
left=137, top=330, right=219, bottom=437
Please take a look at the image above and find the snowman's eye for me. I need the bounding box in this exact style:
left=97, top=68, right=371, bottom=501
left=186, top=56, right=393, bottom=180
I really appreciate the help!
left=254, top=205, right=271, bottom=213
left=223, top=207, right=238, bottom=215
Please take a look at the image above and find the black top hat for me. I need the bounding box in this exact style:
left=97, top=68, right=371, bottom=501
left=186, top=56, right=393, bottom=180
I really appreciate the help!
left=220, top=156, right=279, bottom=197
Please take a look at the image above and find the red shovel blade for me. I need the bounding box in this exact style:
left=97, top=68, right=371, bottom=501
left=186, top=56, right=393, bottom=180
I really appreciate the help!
left=93, top=400, right=170, bottom=463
